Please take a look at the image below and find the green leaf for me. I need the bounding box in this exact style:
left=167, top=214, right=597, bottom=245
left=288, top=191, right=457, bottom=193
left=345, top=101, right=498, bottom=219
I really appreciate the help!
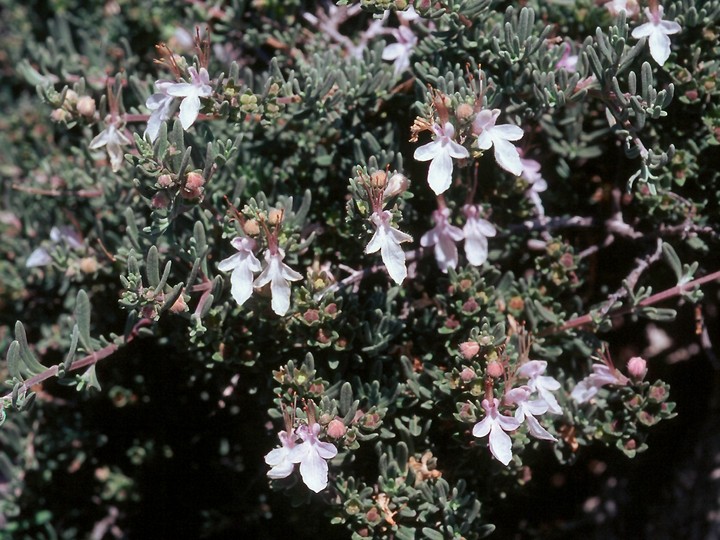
left=75, top=290, right=94, bottom=352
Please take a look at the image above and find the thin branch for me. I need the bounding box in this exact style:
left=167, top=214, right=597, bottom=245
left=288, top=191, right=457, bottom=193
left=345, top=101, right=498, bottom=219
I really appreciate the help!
left=549, top=268, right=720, bottom=335
left=1, top=318, right=152, bottom=404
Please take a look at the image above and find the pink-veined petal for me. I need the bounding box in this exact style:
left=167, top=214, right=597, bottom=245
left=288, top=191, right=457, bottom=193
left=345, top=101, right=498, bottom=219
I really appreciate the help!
left=491, top=124, right=524, bottom=141
left=492, top=137, right=523, bottom=175
left=414, top=140, right=441, bottom=162
left=475, top=131, right=492, bottom=150
left=525, top=414, right=557, bottom=441
left=472, top=417, right=491, bottom=438
left=230, top=264, right=255, bottom=306
left=648, top=29, right=672, bottom=65
left=178, top=94, right=201, bottom=129
left=488, top=424, right=514, bottom=465
left=427, top=150, right=453, bottom=195
left=298, top=448, right=330, bottom=493
left=631, top=22, right=653, bottom=38
left=270, top=274, right=292, bottom=315
left=381, top=240, right=408, bottom=284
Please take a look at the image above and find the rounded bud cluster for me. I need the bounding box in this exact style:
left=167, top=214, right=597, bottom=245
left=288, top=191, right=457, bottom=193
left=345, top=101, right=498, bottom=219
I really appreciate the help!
left=182, top=171, right=205, bottom=199
left=627, top=356, right=648, bottom=381
left=268, top=208, right=283, bottom=225
left=459, top=341, right=480, bottom=360
left=455, top=103, right=474, bottom=121
left=486, top=360, right=504, bottom=378
left=243, top=218, right=260, bottom=236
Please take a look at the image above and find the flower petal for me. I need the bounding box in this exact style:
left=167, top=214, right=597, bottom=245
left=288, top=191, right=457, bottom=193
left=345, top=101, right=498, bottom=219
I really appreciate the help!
left=427, top=150, right=453, bottom=195
left=298, top=448, right=330, bottom=493
left=492, top=138, right=523, bottom=175
left=491, top=124, right=524, bottom=141
left=178, top=94, right=201, bottom=130
left=488, top=424, right=513, bottom=465
left=414, top=140, right=441, bottom=162
left=230, top=265, right=255, bottom=306
left=648, top=29, right=672, bottom=65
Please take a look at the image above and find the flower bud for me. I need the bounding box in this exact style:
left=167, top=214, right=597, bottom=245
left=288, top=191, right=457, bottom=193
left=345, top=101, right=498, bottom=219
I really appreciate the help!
left=384, top=173, right=409, bottom=199
left=63, top=89, right=79, bottom=108
left=76, top=96, right=96, bottom=117
left=152, top=191, right=171, bottom=208
left=157, top=174, right=174, bottom=188
left=370, top=170, right=387, bottom=190
left=50, top=108, right=69, bottom=122
left=327, top=418, right=347, bottom=439
left=79, top=257, right=98, bottom=274
left=181, top=171, right=205, bottom=199
left=627, top=356, right=647, bottom=381
left=268, top=208, right=283, bottom=225
left=170, top=295, right=188, bottom=313
left=455, top=103, right=474, bottom=121
left=486, top=360, right=504, bottom=378
left=460, top=366, right=476, bottom=382
left=243, top=218, right=260, bottom=236
left=459, top=341, right=479, bottom=359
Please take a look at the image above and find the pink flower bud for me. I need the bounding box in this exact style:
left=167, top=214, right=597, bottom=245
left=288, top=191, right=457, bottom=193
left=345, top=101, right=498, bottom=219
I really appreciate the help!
left=460, top=367, right=476, bottom=382
left=182, top=171, right=205, bottom=199
left=76, top=96, right=96, bottom=117
left=327, top=418, right=347, bottom=439
left=459, top=341, right=480, bottom=359
left=486, top=361, right=504, bottom=378
left=627, top=356, right=647, bottom=381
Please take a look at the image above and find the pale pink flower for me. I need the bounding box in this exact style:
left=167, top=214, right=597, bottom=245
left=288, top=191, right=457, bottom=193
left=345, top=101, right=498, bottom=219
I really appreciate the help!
left=89, top=122, right=132, bottom=172
left=462, top=205, right=496, bottom=266
left=254, top=247, right=303, bottom=316
left=420, top=208, right=464, bottom=272
left=414, top=122, right=469, bottom=195
left=556, top=43, right=578, bottom=72
left=505, top=386, right=557, bottom=442
left=627, top=356, right=648, bottom=381
left=365, top=210, right=413, bottom=285
left=472, top=109, right=523, bottom=175
left=605, top=0, right=639, bottom=18
left=472, top=398, right=521, bottom=466
left=382, top=26, right=417, bottom=75
left=144, top=80, right=176, bottom=142
left=571, top=364, right=628, bottom=403
left=166, top=67, right=213, bottom=129
left=517, top=360, right=562, bottom=414
left=265, top=429, right=297, bottom=480
left=520, top=158, right=548, bottom=215
left=288, top=423, right=338, bottom=493
left=631, top=6, right=681, bottom=66
left=217, top=237, right=262, bottom=307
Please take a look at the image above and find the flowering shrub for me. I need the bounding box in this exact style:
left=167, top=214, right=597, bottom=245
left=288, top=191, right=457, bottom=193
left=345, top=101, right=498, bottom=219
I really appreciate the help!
left=1, top=0, right=720, bottom=538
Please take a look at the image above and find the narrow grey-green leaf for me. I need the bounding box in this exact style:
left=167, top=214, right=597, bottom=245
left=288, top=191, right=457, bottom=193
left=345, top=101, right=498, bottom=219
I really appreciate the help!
left=146, top=246, right=160, bottom=287
left=75, top=290, right=93, bottom=352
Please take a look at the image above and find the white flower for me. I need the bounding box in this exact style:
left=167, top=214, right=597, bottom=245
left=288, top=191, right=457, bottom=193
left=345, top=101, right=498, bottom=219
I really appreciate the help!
left=462, top=205, right=496, bottom=266
left=166, top=67, right=213, bottom=130
left=517, top=360, right=563, bottom=415
left=413, top=122, right=469, bottom=195
left=472, top=109, right=524, bottom=175
left=365, top=210, right=413, bottom=285
left=520, top=158, right=548, bottom=216
left=631, top=6, right=681, bottom=66
left=254, top=247, right=303, bottom=316
left=382, top=26, right=417, bottom=75
left=288, top=423, right=338, bottom=493
left=89, top=122, right=132, bottom=172
left=144, top=80, right=176, bottom=142
left=605, top=0, right=639, bottom=18
left=505, top=386, right=557, bottom=442
left=26, top=248, right=52, bottom=268
left=472, top=398, right=521, bottom=466
left=265, top=429, right=297, bottom=480
left=420, top=208, right=464, bottom=272
left=571, top=364, right=628, bottom=403
left=217, top=237, right=262, bottom=307
left=26, top=226, right=84, bottom=268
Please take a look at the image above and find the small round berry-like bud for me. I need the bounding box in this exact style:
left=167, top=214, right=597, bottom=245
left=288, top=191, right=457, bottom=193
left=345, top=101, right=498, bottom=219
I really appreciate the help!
left=460, top=366, right=476, bottom=382
left=627, top=356, right=648, bottom=381
left=303, top=309, right=320, bottom=323
left=76, top=96, right=96, bottom=117
left=181, top=171, right=205, bottom=199
left=268, top=208, right=283, bottom=225
left=459, top=341, right=480, bottom=359
left=63, top=89, right=79, bottom=107
left=50, top=108, right=69, bottom=122
left=455, top=103, right=474, bottom=120
left=486, top=360, right=504, bottom=378
left=243, top=218, right=260, bottom=236
left=157, top=174, right=174, bottom=188
left=79, top=257, right=98, bottom=274
left=327, top=418, right=347, bottom=439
